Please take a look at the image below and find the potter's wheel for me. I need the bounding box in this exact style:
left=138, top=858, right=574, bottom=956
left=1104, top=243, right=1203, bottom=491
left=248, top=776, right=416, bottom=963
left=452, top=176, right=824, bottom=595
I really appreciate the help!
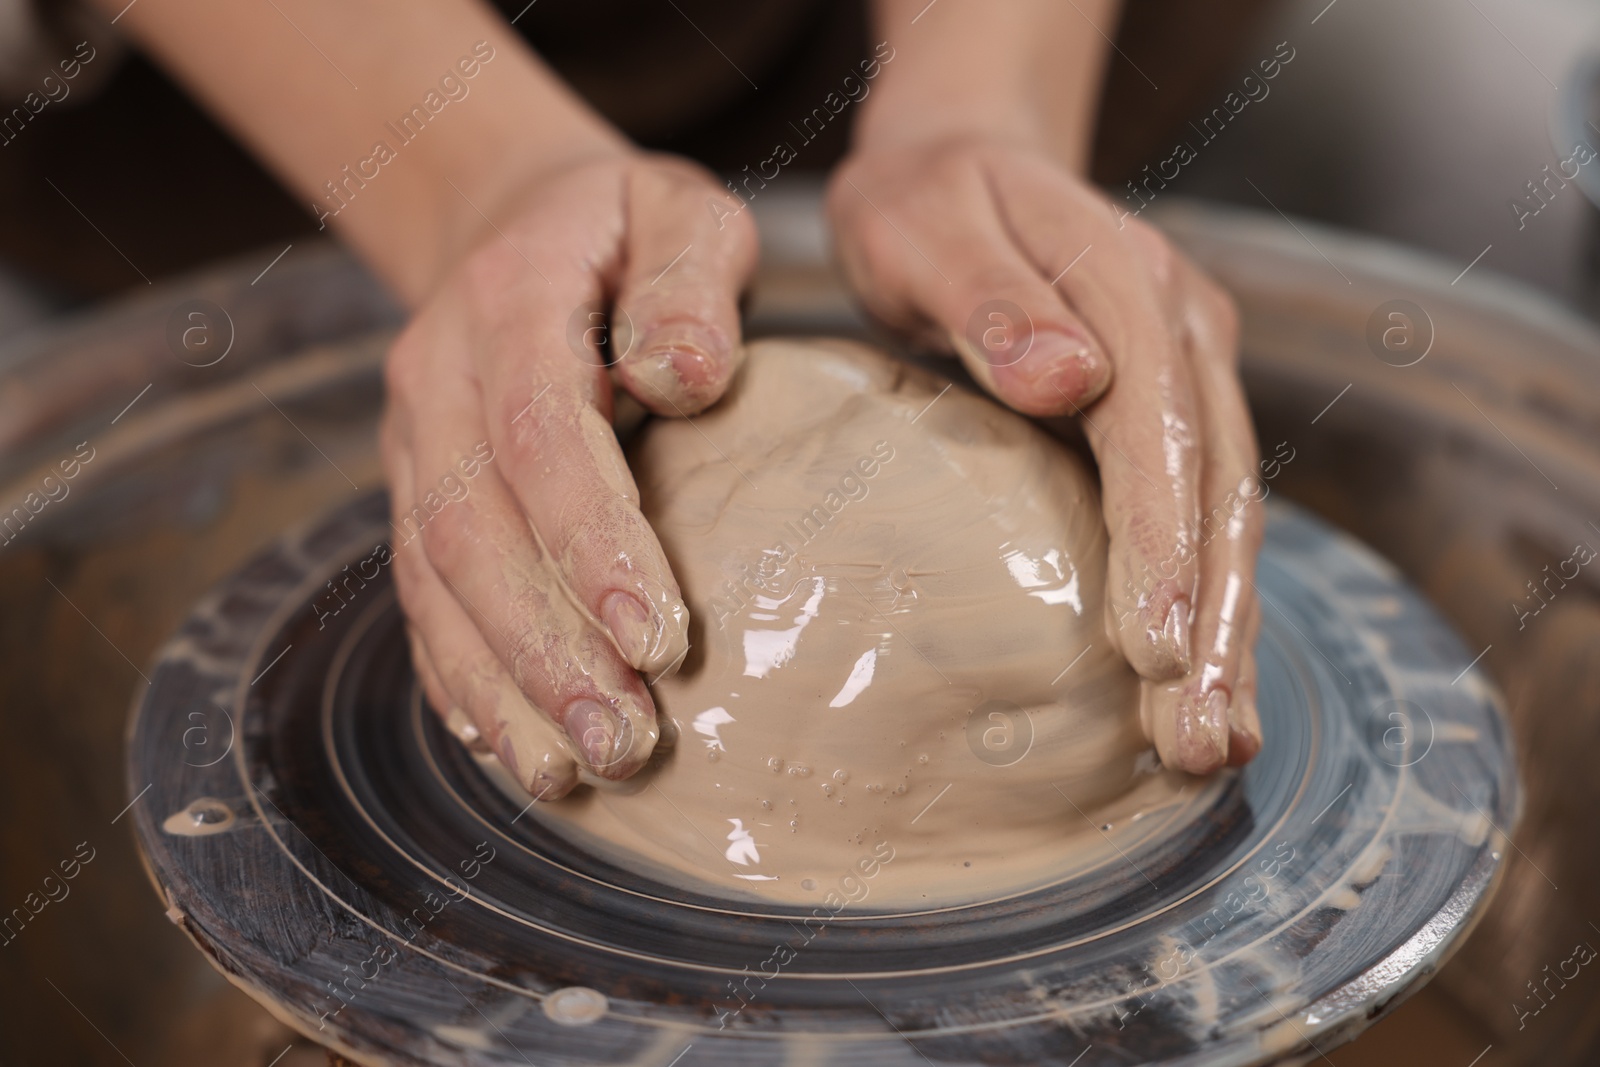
left=129, top=475, right=1513, bottom=1065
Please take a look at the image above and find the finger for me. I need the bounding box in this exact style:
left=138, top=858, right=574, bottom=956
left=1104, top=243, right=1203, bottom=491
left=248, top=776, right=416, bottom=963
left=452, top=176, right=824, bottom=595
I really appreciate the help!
left=1082, top=225, right=1202, bottom=682
left=391, top=526, right=581, bottom=800
left=403, top=620, right=459, bottom=732
left=410, top=412, right=663, bottom=780
left=611, top=157, right=758, bottom=415
left=1228, top=603, right=1263, bottom=766
left=967, top=164, right=1205, bottom=682
left=387, top=305, right=666, bottom=779
left=970, top=161, right=1207, bottom=682
left=492, top=371, right=689, bottom=677
left=827, top=159, right=1112, bottom=415
left=1188, top=270, right=1263, bottom=769
left=453, top=170, right=694, bottom=678
left=382, top=413, right=456, bottom=730
left=383, top=423, right=581, bottom=797
left=1144, top=267, right=1263, bottom=773
left=404, top=623, right=448, bottom=715
left=404, top=623, right=492, bottom=753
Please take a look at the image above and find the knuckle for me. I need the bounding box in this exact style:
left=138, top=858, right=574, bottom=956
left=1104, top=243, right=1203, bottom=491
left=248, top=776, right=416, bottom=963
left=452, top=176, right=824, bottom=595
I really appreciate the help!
left=856, top=214, right=913, bottom=273
left=833, top=230, right=920, bottom=328
left=723, top=208, right=760, bottom=267
left=1133, top=227, right=1180, bottom=290
left=415, top=495, right=476, bottom=574
left=640, top=155, right=753, bottom=240
left=1214, top=293, right=1242, bottom=347
left=1196, top=276, right=1241, bottom=343
left=623, top=290, right=722, bottom=342
left=641, top=151, right=716, bottom=192
left=959, top=262, right=1038, bottom=307
left=388, top=541, right=424, bottom=600
left=925, top=142, right=979, bottom=185
left=456, top=662, right=502, bottom=712
left=388, top=553, right=438, bottom=631
left=503, top=393, right=569, bottom=459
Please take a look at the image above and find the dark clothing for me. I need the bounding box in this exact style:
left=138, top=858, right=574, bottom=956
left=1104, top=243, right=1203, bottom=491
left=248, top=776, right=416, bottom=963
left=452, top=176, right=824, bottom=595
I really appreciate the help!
left=0, top=0, right=1272, bottom=298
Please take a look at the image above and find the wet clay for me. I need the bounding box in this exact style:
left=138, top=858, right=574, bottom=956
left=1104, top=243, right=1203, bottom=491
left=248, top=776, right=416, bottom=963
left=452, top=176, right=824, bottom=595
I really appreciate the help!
left=527, top=339, right=1194, bottom=906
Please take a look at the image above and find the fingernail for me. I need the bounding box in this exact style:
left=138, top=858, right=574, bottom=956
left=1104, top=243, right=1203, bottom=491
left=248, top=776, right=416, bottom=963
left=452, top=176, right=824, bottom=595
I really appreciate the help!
left=1034, top=336, right=1111, bottom=407
left=565, top=698, right=625, bottom=768
left=602, top=591, right=655, bottom=669
left=625, top=323, right=725, bottom=411
left=1151, top=599, right=1192, bottom=676
left=650, top=593, right=690, bottom=674
left=604, top=589, right=689, bottom=675
left=1174, top=686, right=1230, bottom=772
left=526, top=770, right=574, bottom=802
left=495, top=734, right=521, bottom=779
left=1006, top=330, right=1088, bottom=385
left=1229, top=691, right=1262, bottom=766
left=1202, top=687, right=1231, bottom=758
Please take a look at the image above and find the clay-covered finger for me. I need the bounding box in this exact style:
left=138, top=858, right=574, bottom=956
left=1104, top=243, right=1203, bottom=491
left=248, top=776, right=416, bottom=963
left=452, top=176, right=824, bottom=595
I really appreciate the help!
left=404, top=622, right=491, bottom=754
left=972, top=162, right=1207, bottom=683
left=388, top=316, right=665, bottom=778
left=939, top=234, right=1114, bottom=416
left=382, top=413, right=461, bottom=732
left=468, top=238, right=692, bottom=678
left=1189, top=269, right=1263, bottom=768
left=1072, top=224, right=1201, bottom=682
left=390, top=523, right=581, bottom=799
left=402, top=620, right=459, bottom=731
left=383, top=423, right=581, bottom=795
left=413, top=440, right=662, bottom=779
left=1229, top=610, right=1263, bottom=766
left=1143, top=267, right=1263, bottom=773
left=452, top=210, right=692, bottom=679
left=827, top=156, right=1112, bottom=415
left=611, top=156, right=758, bottom=414
left=492, top=378, right=690, bottom=678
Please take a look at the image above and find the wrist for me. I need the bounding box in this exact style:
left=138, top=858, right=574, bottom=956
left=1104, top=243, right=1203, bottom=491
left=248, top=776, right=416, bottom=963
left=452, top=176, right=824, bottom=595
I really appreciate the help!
left=410, top=128, right=630, bottom=301
left=311, top=33, right=632, bottom=306
left=851, top=93, right=1064, bottom=167
left=853, top=0, right=1115, bottom=176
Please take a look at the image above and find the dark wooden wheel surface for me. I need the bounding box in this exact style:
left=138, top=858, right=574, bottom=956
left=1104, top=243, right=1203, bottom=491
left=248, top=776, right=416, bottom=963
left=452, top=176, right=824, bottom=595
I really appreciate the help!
left=127, top=485, right=1515, bottom=1067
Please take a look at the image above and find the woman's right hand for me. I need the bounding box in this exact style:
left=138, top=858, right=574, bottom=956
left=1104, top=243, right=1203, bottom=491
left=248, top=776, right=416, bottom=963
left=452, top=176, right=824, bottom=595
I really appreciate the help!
left=827, top=134, right=1265, bottom=776
left=381, top=152, right=756, bottom=800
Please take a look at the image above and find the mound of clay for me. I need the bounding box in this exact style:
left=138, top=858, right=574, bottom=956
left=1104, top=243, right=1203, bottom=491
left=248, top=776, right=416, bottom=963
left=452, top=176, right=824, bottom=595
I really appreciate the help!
left=529, top=338, right=1184, bottom=906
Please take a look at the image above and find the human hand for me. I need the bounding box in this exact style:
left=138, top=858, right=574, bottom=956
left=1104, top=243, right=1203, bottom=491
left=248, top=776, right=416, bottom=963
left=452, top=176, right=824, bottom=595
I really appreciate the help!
left=382, top=152, right=756, bottom=799
left=827, top=135, right=1264, bottom=774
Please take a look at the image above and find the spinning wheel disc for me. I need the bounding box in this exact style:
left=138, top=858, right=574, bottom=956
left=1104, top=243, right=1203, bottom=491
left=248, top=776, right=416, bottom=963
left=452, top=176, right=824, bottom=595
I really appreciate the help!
left=128, top=492, right=1515, bottom=1066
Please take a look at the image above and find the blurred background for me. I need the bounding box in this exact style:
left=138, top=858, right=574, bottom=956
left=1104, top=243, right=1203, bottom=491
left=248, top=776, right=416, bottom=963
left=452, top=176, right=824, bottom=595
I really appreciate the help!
left=0, top=0, right=1596, bottom=338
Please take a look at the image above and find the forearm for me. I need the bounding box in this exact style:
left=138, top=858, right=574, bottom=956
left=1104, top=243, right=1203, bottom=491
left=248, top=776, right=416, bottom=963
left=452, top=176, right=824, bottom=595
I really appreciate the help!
left=90, top=0, right=626, bottom=304
left=858, top=0, right=1120, bottom=173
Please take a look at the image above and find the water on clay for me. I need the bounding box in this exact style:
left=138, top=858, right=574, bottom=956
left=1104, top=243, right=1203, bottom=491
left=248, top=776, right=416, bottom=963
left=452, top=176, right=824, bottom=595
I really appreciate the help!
left=515, top=338, right=1211, bottom=906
